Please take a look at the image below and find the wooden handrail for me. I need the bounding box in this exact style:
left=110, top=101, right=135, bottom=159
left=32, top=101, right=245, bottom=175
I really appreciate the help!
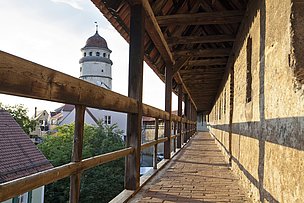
left=0, top=51, right=196, bottom=124
left=0, top=50, right=197, bottom=202
left=142, top=104, right=169, bottom=120
left=0, top=147, right=134, bottom=202
left=141, top=137, right=168, bottom=150
left=170, top=134, right=178, bottom=139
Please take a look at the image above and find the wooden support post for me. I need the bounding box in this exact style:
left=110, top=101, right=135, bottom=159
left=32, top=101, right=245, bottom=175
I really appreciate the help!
left=194, top=106, right=197, bottom=133
left=173, top=121, right=177, bottom=152
left=177, top=84, right=182, bottom=148
left=153, top=119, right=159, bottom=169
left=125, top=3, right=145, bottom=190
left=184, top=94, right=189, bottom=142
left=70, top=105, right=85, bottom=203
left=164, top=65, right=172, bottom=159
left=191, top=103, right=194, bottom=136
left=189, top=104, right=192, bottom=137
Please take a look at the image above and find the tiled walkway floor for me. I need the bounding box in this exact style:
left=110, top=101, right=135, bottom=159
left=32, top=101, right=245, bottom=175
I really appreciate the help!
left=130, top=132, right=250, bottom=203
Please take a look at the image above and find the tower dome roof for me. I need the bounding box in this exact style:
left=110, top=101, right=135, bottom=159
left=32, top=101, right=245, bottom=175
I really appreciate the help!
left=83, top=31, right=108, bottom=49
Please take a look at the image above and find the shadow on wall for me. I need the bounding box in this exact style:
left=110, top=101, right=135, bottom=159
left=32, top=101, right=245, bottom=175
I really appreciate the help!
left=210, top=115, right=304, bottom=203
left=210, top=0, right=304, bottom=202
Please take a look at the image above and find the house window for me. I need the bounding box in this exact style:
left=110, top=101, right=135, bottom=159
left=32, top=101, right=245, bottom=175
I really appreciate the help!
left=96, top=52, right=100, bottom=56
left=104, top=115, right=111, bottom=125
left=246, top=36, right=252, bottom=103
left=13, top=192, right=30, bottom=203
left=89, top=52, right=92, bottom=56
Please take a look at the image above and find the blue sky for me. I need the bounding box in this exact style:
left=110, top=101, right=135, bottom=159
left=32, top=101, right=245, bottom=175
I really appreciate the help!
left=0, top=0, right=178, bottom=116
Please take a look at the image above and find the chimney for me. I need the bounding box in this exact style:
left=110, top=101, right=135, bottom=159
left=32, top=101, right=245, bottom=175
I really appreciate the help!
left=34, top=107, right=37, bottom=118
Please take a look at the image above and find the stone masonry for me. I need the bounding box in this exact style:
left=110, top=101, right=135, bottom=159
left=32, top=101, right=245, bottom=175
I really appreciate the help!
left=209, top=0, right=304, bottom=202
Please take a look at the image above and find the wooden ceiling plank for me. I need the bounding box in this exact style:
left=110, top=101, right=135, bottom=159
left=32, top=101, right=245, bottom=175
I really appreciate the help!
left=157, top=10, right=244, bottom=26
left=167, top=34, right=235, bottom=45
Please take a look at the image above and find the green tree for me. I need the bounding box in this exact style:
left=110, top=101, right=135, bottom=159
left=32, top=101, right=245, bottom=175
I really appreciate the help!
left=38, top=122, right=125, bottom=203
left=0, top=103, right=36, bottom=134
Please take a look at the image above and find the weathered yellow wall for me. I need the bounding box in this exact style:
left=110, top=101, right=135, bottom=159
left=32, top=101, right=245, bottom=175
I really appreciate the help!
left=208, top=0, right=304, bottom=202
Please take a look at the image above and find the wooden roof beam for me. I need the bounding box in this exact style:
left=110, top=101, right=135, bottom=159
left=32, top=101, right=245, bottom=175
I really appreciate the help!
left=186, top=58, right=228, bottom=66
left=174, top=48, right=231, bottom=57
left=175, top=72, right=197, bottom=110
left=167, top=35, right=235, bottom=45
left=139, top=0, right=197, bottom=110
left=157, top=10, right=244, bottom=26
left=140, top=0, right=174, bottom=65
left=172, top=57, right=189, bottom=75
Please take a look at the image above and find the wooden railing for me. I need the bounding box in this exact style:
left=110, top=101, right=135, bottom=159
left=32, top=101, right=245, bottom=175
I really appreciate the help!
left=0, top=51, right=196, bottom=202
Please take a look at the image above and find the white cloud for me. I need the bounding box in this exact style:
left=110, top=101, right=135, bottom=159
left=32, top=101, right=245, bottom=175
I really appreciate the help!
left=51, top=0, right=83, bottom=10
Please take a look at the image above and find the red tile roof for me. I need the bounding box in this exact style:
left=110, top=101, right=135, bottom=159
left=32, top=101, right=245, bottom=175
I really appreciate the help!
left=0, top=109, right=53, bottom=183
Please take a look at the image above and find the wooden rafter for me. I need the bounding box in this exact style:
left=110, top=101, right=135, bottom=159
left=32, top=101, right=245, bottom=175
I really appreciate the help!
left=140, top=0, right=174, bottom=65
left=167, top=35, right=235, bottom=45
left=176, top=72, right=197, bottom=110
left=157, top=10, right=244, bottom=26
left=140, top=0, right=197, bottom=110
left=172, top=57, right=190, bottom=75
left=174, top=48, right=231, bottom=57
left=186, top=58, right=228, bottom=67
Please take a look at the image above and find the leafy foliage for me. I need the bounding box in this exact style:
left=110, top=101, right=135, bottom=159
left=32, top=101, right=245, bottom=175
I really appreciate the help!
left=0, top=103, right=36, bottom=134
left=38, top=122, right=125, bottom=203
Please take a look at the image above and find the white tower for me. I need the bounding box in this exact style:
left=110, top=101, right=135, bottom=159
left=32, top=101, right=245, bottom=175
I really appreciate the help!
left=79, top=27, right=112, bottom=89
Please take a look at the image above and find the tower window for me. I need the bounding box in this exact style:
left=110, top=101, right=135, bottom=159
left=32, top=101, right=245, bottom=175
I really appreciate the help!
left=103, top=53, right=106, bottom=57
left=80, top=67, right=82, bottom=72
left=96, top=52, right=100, bottom=56
left=104, top=115, right=111, bottom=125
left=84, top=52, right=86, bottom=57
left=89, top=52, right=92, bottom=56
left=108, top=54, right=110, bottom=58
left=246, top=36, right=252, bottom=103
left=101, top=69, right=104, bottom=72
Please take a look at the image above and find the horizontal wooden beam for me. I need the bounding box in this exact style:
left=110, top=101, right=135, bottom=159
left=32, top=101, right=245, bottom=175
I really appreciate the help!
left=174, top=48, right=231, bottom=57
left=167, top=35, right=235, bottom=45
left=157, top=10, right=244, bottom=26
left=140, top=0, right=174, bottom=65
left=0, top=51, right=196, bottom=124
left=0, top=147, right=134, bottom=202
left=0, top=51, right=138, bottom=114
left=141, top=137, right=168, bottom=150
left=186, top=58, right=228, bottom=67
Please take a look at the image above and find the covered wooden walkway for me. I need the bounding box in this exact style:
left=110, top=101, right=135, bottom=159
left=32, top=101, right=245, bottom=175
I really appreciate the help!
left=130, top=132, right=249, bottom=203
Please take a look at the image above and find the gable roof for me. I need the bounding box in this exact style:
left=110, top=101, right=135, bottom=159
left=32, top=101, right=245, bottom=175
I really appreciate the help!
left=0, top=109, right=53, bottom=183
left=54, top=104, right=75, bottom=113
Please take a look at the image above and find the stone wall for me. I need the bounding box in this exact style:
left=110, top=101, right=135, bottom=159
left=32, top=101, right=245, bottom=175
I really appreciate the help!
left=208, top=0, right=304, bottom=202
